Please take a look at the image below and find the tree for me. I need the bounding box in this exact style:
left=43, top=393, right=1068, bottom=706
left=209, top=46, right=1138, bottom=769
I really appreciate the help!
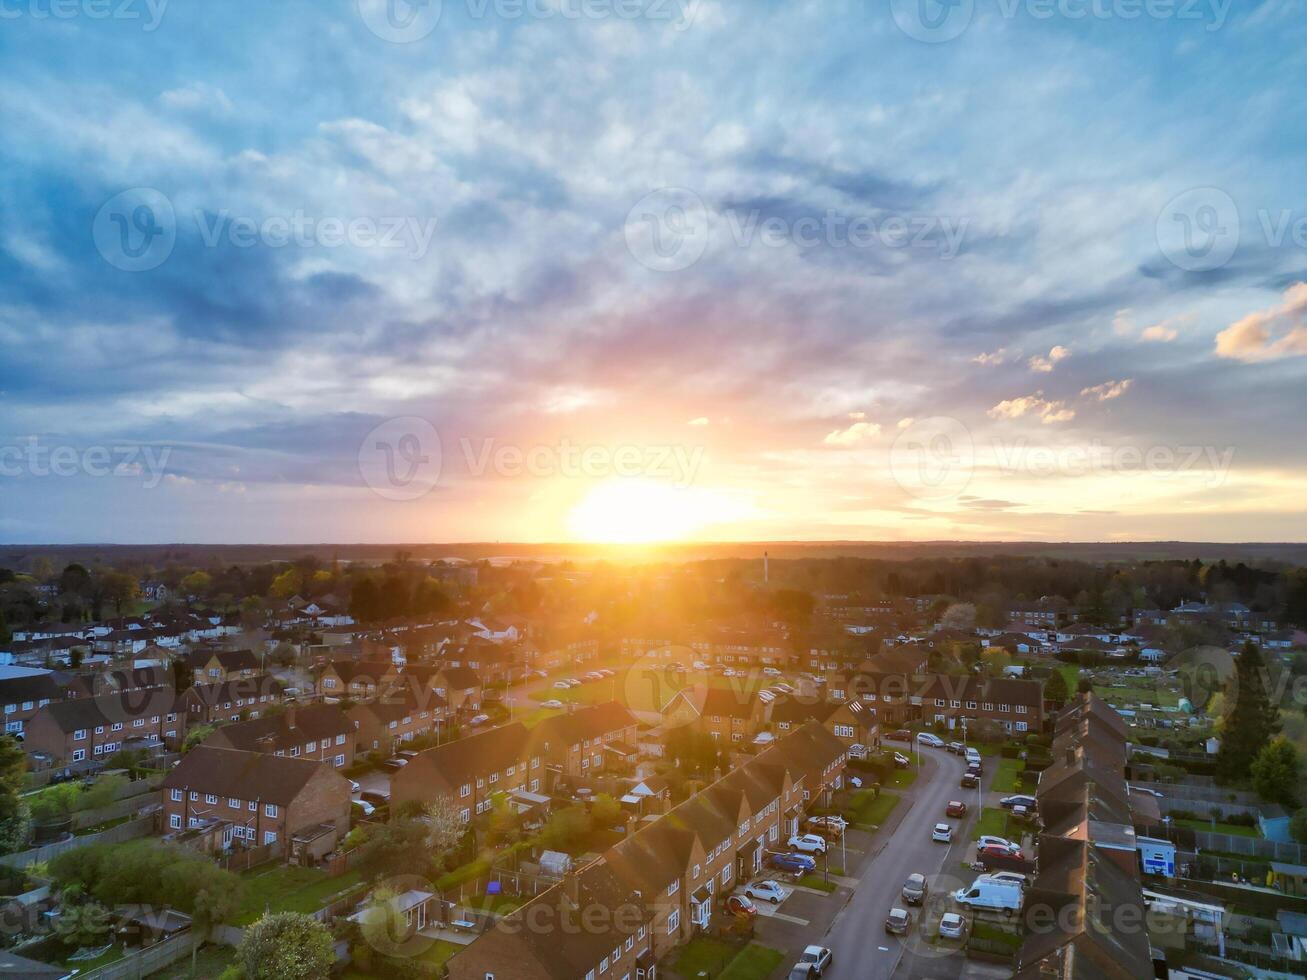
left=1291, top=808, right=1307, bottom=845
left=1251, top=737, right=1300, bottom=807
left=1045, top=669, right=1070, bottom=708
left=237, top=912, right=334, bottom=980
left=590, top=793, right=622, bottom=830
left=269, top=568, right=303, bottom=600
left=539, top=806, right=590, bottom=851
left=1216, top=642, right=1280, bottom=783
left=100, top=570, right=140, bottom=616
left=940, top=603, right=977, bottom=632
left=183, top=724, right=219, bottom=754
left=424, top=795, right=467, bottom=856
left=357, top=819, right=433, bottom=882
left=180, top=571, right=212, bottom=603
left=0, top=736, right=28, bottom=854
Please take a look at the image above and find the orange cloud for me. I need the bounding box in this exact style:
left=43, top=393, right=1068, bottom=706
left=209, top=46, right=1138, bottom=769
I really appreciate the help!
left=1215, top=283, right=1307, bottom=362
left=988, top=393, right=1075, bottom=424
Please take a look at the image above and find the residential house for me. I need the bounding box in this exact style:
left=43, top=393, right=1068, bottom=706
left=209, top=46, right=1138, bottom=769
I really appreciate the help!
left=203, top=703, right=356, bottom=770
left=161, top=746, right=351, bottom=861
left=533, top=702, right=640, bottom=782
left=391, top=722, right=545, bottom=821
left=662, top=686, right=761, bottom=745
left=176, top=674, right=284, bottom=726
left=181, top=648, right=260, bottom=683
left=347, top=691, right=448, bottom=756
left=316, top=658, right=398, bottom=699
left=0, top=671, right=62, bottom=736
left=23, top=689, right=183, bottom=765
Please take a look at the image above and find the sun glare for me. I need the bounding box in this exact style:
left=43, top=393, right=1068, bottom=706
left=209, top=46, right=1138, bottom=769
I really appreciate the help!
left=567, top=479, right=741, bottom=544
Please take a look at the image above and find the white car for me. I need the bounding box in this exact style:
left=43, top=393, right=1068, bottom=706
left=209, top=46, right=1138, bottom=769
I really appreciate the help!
left=788, top=833, right=827, bottom=854
left=916, top=732, right=945, bottom=748
left=938, top=912, right=967, bottom=940
left=763, top=667, right=782, bottom=676
left=742, top=880, right=787, bottom=904
left=352, top=799, right=376, bottom=817
left=540, top=699, right=565, bottom=710
left=565, top=678, right=582, bottom=687
left=468, top=713, right=491, bottom=727
left=978, top=871, right=1029, bottom=888
left=349, top=780, right=361, bottom=793
left=554, top=680, right=572, bottom=690
left=797, top=946, right=832, bottom=976
left=693, top=661, right=710, bottom=671
left=931, top=823, right=953, bottom=843
left=977, top=834, right=1020, bottom=853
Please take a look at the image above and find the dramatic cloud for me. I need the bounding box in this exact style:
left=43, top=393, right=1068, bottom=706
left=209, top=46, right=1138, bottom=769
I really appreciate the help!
left=823, top=421, right=881, bottom=446
left=973, top=349, right=1007, bottom=366
left=1215, top=283, right=1307, bottom=362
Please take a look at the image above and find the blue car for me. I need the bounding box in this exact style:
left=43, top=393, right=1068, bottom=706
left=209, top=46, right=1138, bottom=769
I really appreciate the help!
left=769, top=852, right=817, bottom=874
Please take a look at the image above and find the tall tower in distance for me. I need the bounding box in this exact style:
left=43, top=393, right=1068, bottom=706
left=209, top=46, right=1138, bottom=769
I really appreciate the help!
left=763, top=551, right=769, bottom=584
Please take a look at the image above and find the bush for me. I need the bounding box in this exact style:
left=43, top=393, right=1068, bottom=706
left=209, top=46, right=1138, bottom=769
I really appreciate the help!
left=237, top=912, right=334, bottom=980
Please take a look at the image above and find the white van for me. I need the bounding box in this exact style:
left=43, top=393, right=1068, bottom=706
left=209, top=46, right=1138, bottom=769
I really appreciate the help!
left=953, top=880, right=1023, bottom=914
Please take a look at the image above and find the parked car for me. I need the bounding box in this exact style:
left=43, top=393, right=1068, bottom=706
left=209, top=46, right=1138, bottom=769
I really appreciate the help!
left=797, top=946, right=832, bottom=976
left=468, top=713, right=491, bottom=727
left=931, top=823, right=953, bottom=843
left=938, top=912, right=967, bottom=939
left=352, top=799, right=376, bottom=817
left=554, top=680, right=572, bottom=690
left=945, top=800, right=968, bottom=818
left=397, top=750, right=419, bottom=761
left=743, top=880, right=787, bottom=904
left=977, top=835, right=1021, bottom=855
left=960, top=772, right=980, bottom=789
left=360, top=790, right=389, bottom=808
left=788, top=834, right=827, bottom=855
left=884, top=907, right=911, bottom=935
left=977, top=842, right=1022, bottom=860
left=917, top=732, right=945, bottom=748
left=762, top=667, right=782, bottom=677
left=753, top=732, right=777, bottom=746
left=807, top=815, right=848, bottom=835
left=954, top=879, right=1023, bottom=914
left=977, top=871, right=1029, bottom=889
left=788, top=966, right=817, bottom=980
left=901, top=873, right=928, bottom=905
left=382, top=757, right=408, bottom=771
left=725, top=894, right=757, bottom=918
left=947, top=741, right=965, bottom=755
left=540, top=699, right=565, bottom=710
left=1000, top=794, right=1038, bottom=811
left=349, top=780, right=361, bottom=793
left=965, top=746, right=981, bottom=764
left=965, top=761, right=983, bottom=777
left=885, top=729, right=913, bottom=742
left=693, top=661, right=710, bottom=670
left=893, top=752, right=911, bottom=769
left=769, top=852, right=816, bottom=874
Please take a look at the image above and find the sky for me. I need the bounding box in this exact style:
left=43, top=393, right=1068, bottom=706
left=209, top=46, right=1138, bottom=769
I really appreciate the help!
left=2, top=0, right=1306, bottom=545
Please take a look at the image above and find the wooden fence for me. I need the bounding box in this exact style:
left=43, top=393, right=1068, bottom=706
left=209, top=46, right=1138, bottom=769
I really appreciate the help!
left=0, top=814, right=153, bottom=868
left=76, top=931, right=194, bottom=980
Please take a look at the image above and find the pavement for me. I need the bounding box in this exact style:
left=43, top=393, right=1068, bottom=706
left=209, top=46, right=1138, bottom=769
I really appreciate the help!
left=754, top=742, right=1005, bottom=980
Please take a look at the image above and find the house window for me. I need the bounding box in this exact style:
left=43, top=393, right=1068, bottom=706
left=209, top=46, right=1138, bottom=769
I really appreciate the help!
left=112, top=722, right=123, bottom=732
left=205, top=794, right=218, bottom=805
left=72, top=749, right=85, bottom=762
left=336, top=734, right=346, bottom=745
left=966, top=701, right=977, bottom=710
left=263, top=831, right=277, bottom=845
left=190, top=791, right=198, bottom=801
left=265, top=803, right=278, bottom=817
left=460, top=784, right=471, bottom=797
left=229, top=797, right=240, bottom=808
left=335, top=754, right=345, bottom=767
left=171, top=789, right=183, bottom=802
left=667, top=909, right=680, bottom=934
left=74, top=729, right=87, bottom=740
left=170, top=814, right=181, bottom=829
left=668, top=879, right=679, bottom=896
left=249, top=801, right=257, bottom=811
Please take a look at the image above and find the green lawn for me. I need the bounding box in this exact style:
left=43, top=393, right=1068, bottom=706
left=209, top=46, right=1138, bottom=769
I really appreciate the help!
left=465, top=890, right=530, bottom=914
left=149, top=943, right=236, bottom=979
left=972, top=807, right=1014, bottom=841
left=991, top=758, right=1025, bottom=793
left=1173, top=818, right=1261, bottom=838
left=518, top=706, right=567, bottom=728
left=845, top=788, right=900, bottom=829
left=235, top=865, right=364, bottom=925
left=886, top=767, right=918, bottom=789
left=1056, top=664, right=1081, bottom=696
left=672, top=938, right=785, bottom=979
left=797, top=873, right=837, bottom=892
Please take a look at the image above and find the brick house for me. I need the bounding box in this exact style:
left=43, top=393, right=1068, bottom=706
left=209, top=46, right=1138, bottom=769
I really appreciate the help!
left=532, top=702, right=640, bottom=782
left=175, top=675, right=285, bottom=726
left=180, top=648, right=260, bottom=683
left=390, top=723, right=544, bottom=822
left=764, top=696, right=877, bottom=749
left=662, top=687, right=761, bottom=745
left=0, top=672, right=62, bottom=736
left=347, top=691, right=448, bottom=756
left=916, top=675, right=1046, bottom=735
left=317, top=658, right=398, bottom=699
left=445, top=723, right=848, bottom=977
left=417, top=666, right=483, bottom=716
left=203, top=703, right=356, bottom=770
left=161, top=746, right=351, bottom=860
left=24, top=689, right=184, bottom=765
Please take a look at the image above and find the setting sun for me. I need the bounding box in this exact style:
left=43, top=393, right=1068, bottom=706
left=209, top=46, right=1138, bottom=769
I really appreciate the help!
left=567, top=479, right=746, bottom=544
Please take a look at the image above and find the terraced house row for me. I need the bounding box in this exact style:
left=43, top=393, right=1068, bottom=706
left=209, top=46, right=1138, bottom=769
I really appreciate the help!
left=445, top=722, right=849, bottom=980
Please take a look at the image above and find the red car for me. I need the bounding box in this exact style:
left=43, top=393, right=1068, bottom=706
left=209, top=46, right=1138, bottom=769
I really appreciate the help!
left=886, top=730, right=913, bottom=742
left=945, top=800, right=968, bottom=818
left=725, top=894, right=757, bottom=918
left=977, top=842, right=1023, bottom=860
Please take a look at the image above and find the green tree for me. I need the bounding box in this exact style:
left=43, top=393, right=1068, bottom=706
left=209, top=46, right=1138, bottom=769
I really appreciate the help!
left=183, top=724, right=219, bottom=754
left=237, top=912, right=334, bottom=980
left=589, top=792, right=622, bottom=830
left=1291, top=808, right=1307, bottom=845
left=357, top=819, right=432, bottom=882
left=100, top=570, right=140, bottom=616
left=539, top=806, right=590, bottom=851
left=269, top=568, right=303, bottom=600
left=1216, top=642, right=1280, bottom=784
left=1250, top=737, right=1300, bottom=807
left=0, top=735, right=28, bottom=854
left=180, top=571, right=212, bottom=604
left=1045, top=669, right=1070, bottom=708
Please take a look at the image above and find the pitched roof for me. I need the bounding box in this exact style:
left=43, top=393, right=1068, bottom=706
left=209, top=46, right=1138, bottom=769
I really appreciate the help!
left=0, top=672, right=62, bottom=704
left=206, top=703, right=352, bottom=753
left=532, top=702, right=636, bottom=746
left=35, top=689, right=176, bottom=731
left=162, top=745, right=345, bottom=806
left=182, top=648, right=258, bottom=671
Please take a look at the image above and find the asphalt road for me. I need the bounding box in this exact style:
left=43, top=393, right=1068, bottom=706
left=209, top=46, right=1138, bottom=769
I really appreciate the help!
left=823, top=744, right=984, bottom=980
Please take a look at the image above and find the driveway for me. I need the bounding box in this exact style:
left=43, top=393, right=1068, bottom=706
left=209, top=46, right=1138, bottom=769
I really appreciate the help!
left=818, top=745, right=990, bottom=980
